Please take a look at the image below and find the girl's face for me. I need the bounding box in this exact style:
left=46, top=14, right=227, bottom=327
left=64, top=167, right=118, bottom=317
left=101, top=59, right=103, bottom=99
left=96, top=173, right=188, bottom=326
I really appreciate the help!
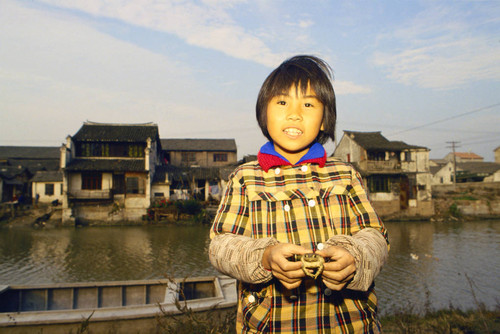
left=266, top=82, right=324, bottom=165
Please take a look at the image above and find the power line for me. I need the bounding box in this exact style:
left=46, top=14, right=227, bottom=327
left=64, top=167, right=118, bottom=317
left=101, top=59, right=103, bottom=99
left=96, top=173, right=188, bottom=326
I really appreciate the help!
left=389, top=102, right=500, bottom=136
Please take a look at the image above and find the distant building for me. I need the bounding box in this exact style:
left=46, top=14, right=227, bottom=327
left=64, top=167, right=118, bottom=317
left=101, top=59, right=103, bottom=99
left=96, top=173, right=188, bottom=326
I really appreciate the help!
left=430, top=160, right=455, bottom=185
left=31, top=170, right=64, bottom=204
left=161, top=138, right=237, bottom=167
left=61, top=122, right=162, bottom=223
left=160, top=139, right=237, bottom=201
left=495, top=146, right=500, bottom=164
left=0, top=146, right=60, bottom=202
left=444, top=152, right=484, bottom=163
left=456, top=162, right=500, bottom=183
left=334, top=131, right=433, bottom=217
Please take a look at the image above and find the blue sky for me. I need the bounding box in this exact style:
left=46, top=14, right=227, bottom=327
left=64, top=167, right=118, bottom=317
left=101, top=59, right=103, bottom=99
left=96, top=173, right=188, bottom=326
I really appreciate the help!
left=1, top=0, right=499, bottom=160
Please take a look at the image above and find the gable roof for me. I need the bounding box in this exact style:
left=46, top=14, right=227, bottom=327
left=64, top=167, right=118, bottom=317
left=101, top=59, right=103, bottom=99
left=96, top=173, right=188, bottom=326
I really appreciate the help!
left=342, top=131, right=426, bottom=151
left=457, top=162, right=500, bottom=175
left=72, top=122, right=159, bottom=143
left=0, top=146, right=60, bottom=160
left=161, top=139, right=237, bottom=152
left=0, top=165, right=28, bottom=179
left=453, top=152, right=483, bottom=160
left=31, top=171, right=63, bottom=182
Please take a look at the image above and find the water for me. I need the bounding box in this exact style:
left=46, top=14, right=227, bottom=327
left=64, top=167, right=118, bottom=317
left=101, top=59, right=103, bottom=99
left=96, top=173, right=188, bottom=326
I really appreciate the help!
left=0, top=220, right=499, bottom=314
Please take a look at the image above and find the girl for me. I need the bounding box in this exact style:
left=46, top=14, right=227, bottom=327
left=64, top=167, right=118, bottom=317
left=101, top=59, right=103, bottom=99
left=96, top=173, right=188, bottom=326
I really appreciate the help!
left=209, top=55, right=389, bottom=333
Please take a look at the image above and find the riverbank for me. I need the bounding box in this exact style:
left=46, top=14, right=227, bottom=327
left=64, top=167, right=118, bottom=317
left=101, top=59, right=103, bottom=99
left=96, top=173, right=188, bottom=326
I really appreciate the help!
left=2, top=185, right=500, bottom=227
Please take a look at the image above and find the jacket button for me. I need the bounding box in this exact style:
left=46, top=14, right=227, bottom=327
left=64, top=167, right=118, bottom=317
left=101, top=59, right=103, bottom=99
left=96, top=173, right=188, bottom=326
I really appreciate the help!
left=301, top=165, right=308, bottom=172
left=308, top=199, right=316, bottom=207
left=317, top=243, right=324, bottom=251
left=248, top=295, right=256, bottom=303
left=284, top=204, right=290, bottom=212
left=274, top=168, right=281, bottom=175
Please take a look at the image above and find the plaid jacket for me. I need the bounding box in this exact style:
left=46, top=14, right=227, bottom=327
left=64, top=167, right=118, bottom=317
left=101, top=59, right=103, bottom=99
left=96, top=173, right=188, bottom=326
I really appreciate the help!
left=210, top=157, right=389, bottom=333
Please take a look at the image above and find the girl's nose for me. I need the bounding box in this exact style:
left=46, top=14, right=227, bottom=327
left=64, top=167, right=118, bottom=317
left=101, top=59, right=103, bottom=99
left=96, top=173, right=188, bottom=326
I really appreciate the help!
left=286, top=105, right=302, bottom=121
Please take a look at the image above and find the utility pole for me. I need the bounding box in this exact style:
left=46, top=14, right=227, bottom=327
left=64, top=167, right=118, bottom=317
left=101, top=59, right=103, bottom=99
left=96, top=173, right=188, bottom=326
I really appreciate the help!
left=446, top=141, right=460, bottom=187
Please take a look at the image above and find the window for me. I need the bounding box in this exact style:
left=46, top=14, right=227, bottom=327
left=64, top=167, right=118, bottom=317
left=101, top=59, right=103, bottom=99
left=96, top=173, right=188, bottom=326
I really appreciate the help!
left=154, top=192, right=164, bottom=197
left=82, top=172, right=102, bottom=190
left=126, top=177, right=145, bottom=194
left=367, top=151, right=385, bottom=161
left=367, top=175, right=390, bottom=193
left=181, top=152, right=196, bottom=163
left=128, top=144, right=144, bottom=157
left=79, top=143, right=109, bottom=157
left=213, top=153, right=228, bottom=162
left=404, top=152, right=411, bottom=162
left=45, top=183, right=54, bottom=196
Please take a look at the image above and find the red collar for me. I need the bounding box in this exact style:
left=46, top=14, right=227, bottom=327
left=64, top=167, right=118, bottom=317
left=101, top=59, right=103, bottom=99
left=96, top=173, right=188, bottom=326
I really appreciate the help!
left=257, top=151, right=326, bottom=172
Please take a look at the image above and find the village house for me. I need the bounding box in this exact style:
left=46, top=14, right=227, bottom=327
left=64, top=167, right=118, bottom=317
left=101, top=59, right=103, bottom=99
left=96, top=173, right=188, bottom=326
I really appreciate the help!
left=31, top=170, right=64, bottom=204
left=444, top=151, right=484, bottom=163
left=60, top=122, right=162, bottom=224
left=430, top=160, right=456, bottom=185
left=334, top=131, right=433, bottom=218
left=495, top=146, right=500, bottom=163
left=160, top=139, right=237, bottom=201
left=431, top=149, right=500, bottom=184
left=0, top=146, right=60, bottom=203
left=456, top=162, right=500, bottom=182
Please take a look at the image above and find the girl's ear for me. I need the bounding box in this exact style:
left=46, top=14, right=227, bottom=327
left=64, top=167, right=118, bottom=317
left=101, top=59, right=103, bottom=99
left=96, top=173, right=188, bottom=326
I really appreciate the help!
left=320, top=122, right=325, bottom=131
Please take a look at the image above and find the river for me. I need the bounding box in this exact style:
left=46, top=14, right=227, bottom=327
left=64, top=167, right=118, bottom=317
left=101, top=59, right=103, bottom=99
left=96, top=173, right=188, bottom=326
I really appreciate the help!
left=0, top=220, right=498, bottom=315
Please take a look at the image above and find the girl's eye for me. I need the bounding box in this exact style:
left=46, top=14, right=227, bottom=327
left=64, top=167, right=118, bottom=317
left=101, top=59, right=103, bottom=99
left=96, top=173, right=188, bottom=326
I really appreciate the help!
left=277, top=100, right=286, bottom=105
left=304, top=103, right=313, bottom=107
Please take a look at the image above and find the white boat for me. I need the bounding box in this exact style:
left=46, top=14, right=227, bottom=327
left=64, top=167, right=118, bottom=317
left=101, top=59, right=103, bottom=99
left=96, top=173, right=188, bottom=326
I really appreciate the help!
left=0, top=275, right=237, bottom=334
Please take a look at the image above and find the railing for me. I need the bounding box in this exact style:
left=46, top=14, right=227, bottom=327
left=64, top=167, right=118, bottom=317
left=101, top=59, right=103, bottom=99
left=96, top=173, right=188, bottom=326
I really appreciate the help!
left=68, top=189, right=112, bottom=200
left=358, top=160, right=401, bottom=172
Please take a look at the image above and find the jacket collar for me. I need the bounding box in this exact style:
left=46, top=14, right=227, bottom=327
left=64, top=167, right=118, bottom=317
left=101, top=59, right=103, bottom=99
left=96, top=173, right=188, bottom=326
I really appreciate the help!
left=257, top=142, right=326, bottom=172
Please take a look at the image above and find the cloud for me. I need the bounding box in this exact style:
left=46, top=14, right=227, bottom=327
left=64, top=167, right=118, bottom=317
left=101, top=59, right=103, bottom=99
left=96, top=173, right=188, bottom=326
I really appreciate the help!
left=37, top=0, right=283, bottom=67
left=334, top=80, right=371, bottom=95
left=372, top=4, right=500, bottom=90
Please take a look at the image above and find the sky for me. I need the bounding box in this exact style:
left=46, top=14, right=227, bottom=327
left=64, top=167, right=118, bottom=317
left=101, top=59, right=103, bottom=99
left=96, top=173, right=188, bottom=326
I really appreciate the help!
left=1, top=0, right=499, bottom=161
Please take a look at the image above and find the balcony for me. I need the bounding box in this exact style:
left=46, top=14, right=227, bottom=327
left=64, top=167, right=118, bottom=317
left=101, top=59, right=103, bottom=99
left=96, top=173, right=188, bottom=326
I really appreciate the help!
left=68, top=189, right=113, bottom=201
left=358, top=160, right=401, bottom=174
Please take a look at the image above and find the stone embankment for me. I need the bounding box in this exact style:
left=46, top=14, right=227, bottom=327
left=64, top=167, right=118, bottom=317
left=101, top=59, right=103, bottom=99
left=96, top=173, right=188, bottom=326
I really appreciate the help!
left=432, top=181, right=500, bottom=221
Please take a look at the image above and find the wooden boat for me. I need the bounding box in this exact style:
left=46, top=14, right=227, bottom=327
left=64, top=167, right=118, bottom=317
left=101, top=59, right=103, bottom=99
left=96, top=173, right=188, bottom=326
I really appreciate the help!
left=0, top=275, right=237, bottom=334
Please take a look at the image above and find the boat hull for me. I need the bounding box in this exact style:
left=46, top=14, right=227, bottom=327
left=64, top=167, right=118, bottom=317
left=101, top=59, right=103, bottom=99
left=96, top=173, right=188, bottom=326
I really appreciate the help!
left=0, top=276, right=237, bottom=334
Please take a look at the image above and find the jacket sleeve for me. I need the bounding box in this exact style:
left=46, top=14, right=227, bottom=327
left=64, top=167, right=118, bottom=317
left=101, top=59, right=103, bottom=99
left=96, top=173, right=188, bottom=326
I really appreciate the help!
left=325, top=168, right=389, bottom=291
left=209, top=233, right=278, bottom=283
left=209, top=167, right=278, bottom=284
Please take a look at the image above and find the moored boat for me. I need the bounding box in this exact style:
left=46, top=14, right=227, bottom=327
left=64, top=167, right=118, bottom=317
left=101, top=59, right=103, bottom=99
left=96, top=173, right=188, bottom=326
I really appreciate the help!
left=0, top=275, right=237, bottom=334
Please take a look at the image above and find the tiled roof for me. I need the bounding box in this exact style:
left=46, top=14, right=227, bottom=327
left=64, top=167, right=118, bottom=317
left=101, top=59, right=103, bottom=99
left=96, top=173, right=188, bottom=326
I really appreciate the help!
left=161, top=138, right=237, bottom=152
left=72, top=122, right=159, bottom=143
left=65, top=159, right=146, bottom=172
left=31, top=171, right=63, bottom=182
left=0, top=165, right=28, bottom=179
left=343, top=131, right=426, bottom=150
left=0, top=146, right=60, bottom=159
left=8, top=159, right=60, bottom=172
left=457, top=162, right=500, bottom=174
left=454, top=152, right=483, bottom=160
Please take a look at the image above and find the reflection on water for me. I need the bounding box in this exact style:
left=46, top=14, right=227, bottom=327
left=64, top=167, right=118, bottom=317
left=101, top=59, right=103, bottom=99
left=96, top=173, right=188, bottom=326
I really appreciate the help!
left=378, top=220, right=500, bottom=314
left=0, top=220, right=499, bottom=314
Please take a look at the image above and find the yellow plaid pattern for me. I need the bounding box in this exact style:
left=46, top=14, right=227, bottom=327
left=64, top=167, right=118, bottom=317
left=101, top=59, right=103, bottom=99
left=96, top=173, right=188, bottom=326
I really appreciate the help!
left=211, top=158, right=388, bottom=333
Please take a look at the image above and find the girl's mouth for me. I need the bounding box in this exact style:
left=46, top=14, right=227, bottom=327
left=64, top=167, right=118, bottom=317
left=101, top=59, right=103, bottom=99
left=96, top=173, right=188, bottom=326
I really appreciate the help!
left=283, top=128, right=303, bottom=137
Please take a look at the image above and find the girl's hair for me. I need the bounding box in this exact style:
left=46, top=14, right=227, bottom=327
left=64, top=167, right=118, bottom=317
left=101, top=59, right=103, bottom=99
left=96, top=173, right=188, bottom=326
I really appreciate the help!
left=256, top=55, right=336, bottom=144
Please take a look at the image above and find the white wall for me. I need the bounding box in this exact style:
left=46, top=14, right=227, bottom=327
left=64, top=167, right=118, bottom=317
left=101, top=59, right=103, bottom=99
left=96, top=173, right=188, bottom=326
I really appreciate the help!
left=32, top=181, right=64, bottom=203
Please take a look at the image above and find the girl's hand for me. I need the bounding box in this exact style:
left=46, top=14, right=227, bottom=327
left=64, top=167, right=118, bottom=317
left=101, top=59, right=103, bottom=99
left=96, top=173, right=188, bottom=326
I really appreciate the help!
left=262, top=243, right=308, bottom=290
left=316, top=246, right=356, bottom=291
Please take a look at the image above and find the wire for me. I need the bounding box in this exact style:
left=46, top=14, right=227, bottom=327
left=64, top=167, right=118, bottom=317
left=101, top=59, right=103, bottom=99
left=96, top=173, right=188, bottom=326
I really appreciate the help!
left=388, top=102, right=500, bottom=136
